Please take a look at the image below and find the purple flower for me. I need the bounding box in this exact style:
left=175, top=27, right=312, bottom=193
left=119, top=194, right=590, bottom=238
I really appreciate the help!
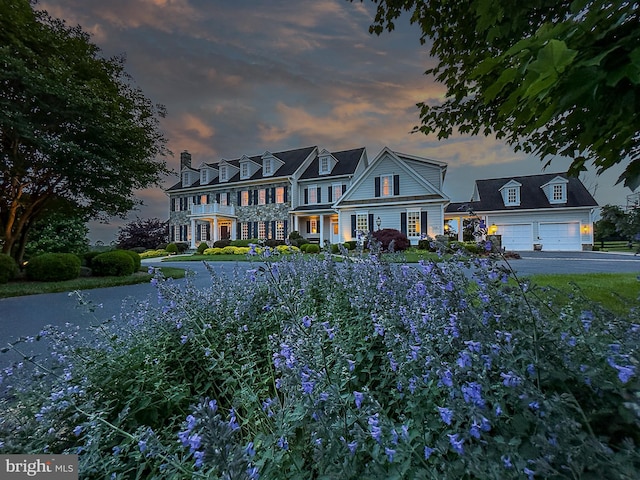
left=580, top=310, right=594, bottom=331
left=188, top=434, right=202, bottom=453
left=138, top=440, right=147, bottom=453
left=244, top=442, right=255, bottom=457
left=354, top=391, right=364, bottom=409
left=437, top=406, right=453, bottom=425
left=385, top=447, right=396, bottom=462
left=347, top=359, right=356, bottom=371
left=500, top=371, right=522, bottom=387
left=368, top=414, right=382, bottom=443
left=447, top=433, right=464, bottom=455
left=464, top=340, right=481, bottom=352
left=470, top=420, right=481, bottom=439
left=387, top=352, right=398, bottom=371
left=424, top=446, right=435, bottom=460
left=502, top=455, right=512, bottom=468
left=347, top=441, right=358, bottom=455
left=302, top=315, right=312, bottom=327
left=277, top=436, right=289, bottom=450
left=208, top=400, right=217, bottom=412
left=193, top=450, right=205, bottom=468
left=523, top=467, right=535, bottom=479
left=73, top=425, right=83, bottom=436
left=461, top=382, right=485, bottom=408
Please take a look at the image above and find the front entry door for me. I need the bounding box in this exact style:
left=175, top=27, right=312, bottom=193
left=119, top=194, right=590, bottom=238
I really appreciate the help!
left=331, top=221, right=340, bottom=244
left=220, top=225, right=230, bottom=240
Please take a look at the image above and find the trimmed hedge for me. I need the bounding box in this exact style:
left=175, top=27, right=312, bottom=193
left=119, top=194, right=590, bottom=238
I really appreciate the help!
left=26, top=253, right=81, bottom=282
left=0, top=253, right=18, bottom=284
left=306, top=244, right=320, bottom=254
left=197, top=242, right=209, bottom=254
left=118, top=250, right=141, bottom=271
left=91, top=251, right=135, bottom=277
left=165, top=243, right=179, bottom=254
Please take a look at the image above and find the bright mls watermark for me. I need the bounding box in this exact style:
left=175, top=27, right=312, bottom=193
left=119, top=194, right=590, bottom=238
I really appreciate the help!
left=1, top=455, right=78, bottom=479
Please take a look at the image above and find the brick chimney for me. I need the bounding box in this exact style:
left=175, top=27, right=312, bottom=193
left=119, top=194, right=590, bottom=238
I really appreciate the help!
left=180, top=150, right=192, bottom=169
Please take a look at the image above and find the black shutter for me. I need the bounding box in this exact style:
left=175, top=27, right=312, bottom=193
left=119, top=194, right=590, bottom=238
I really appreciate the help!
left=171, top=198, right=175, bottom=211
left=374, top=177, right=381, bottom=197
left=237, top=192, right=242, bottom=205
left=226, top=193, right=230, bottom=204
left=306, top=220, right=311, bottom=234
left=421, top=211, right=428, bottom=236
left=393, top=174, right=400, bottom=196
left=271, top=221, right=276, bottom=239
left=351, top=215, right=357, bottom=237
left=270, top=188, right=276, bottom=204
left=328, top=186, right=333, bottom=202
left=284, top=186, right=288, bottom=203
left=304, top=188, right=308, bottom=204
left=196, top=224, right=201, bottom=241
left=170, top=226, right=175, bottom=242
left=342, top=184, right=346, bottom=196
left=284, top=220, right=288, bottom=238
left=237, top=222, right=242, bottom=239
left=368, top=214, right=374, bottom=231
left=253, top=222, right=258, bottom=238
left=317, top=187, right=322, bottom=203
left=400, top=212, right=407, bottom=235
left=254, top=190, right=259, bottom=205
left=206, top=223, right=211, bottom=240
left=215, top=193, right=220, bottom=203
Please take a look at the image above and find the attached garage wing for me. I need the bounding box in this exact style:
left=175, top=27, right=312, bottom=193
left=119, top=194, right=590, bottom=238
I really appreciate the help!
left=497, top=224, right=533, bottom=251
left=538, top=222, right=581, bottom=251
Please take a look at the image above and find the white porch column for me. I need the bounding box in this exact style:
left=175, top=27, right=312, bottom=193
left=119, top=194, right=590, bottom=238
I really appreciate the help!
left=231, top=220, right=237, bottom=240
left=319, top=214, right=325, bottom=244
left=458, top=216, right=463, bottom=242
left=213, top=216, right=219, bottom=242
left=190, top=218, right=196, bottom=248
left=294, top=215, right=299, bottom=234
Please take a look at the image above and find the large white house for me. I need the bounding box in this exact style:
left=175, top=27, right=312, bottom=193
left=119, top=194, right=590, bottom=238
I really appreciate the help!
left=166, top=146, right=450, bottom=247
left=167, top=146, right=597, bottom=252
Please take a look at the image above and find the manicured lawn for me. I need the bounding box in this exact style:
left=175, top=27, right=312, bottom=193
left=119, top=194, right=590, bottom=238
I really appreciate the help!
left=527, top=272, right=639, bottom=315
left=0, top=267, right=186, bottom=298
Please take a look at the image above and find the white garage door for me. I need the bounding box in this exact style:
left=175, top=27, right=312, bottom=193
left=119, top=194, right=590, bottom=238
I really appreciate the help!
left=498, top=224, right=533, bottom=251
left=538, top=222, right=581, bottom=251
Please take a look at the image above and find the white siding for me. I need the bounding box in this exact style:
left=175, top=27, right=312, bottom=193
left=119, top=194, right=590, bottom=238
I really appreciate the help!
left=405, top=160, right=442, bottom=190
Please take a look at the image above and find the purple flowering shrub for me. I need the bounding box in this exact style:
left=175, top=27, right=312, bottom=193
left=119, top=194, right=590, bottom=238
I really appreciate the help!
left=1, top=250, right=639, bottom=479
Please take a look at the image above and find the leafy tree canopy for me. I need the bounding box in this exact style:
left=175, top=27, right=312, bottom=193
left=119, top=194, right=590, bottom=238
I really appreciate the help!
left=24, top=204, right=89, bottom=259
left=361, top=0, right=640, bottom=188
left=116, top=217, right=168, bottom=250
left=0, top=0, right=171, bottom=263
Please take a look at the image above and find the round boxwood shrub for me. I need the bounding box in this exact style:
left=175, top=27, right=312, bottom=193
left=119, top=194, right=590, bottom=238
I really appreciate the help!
left=165, top=243, right=179, bottom=254
left=83, top=250, right=104, bottom=268
left=330, top=244, right=340, bottom=254
left=306, top=244, right=320, bottom=254
left=213, top=239, right=231, bottom=248
left=197, top=242, right=209, bottom=254
left=175, top=242, right=189, bottom=253
left=371, top=228, right=410, bottom=252
left=91, top=251, right=135, bottom=277
left=0, top=253, right=18, bottom=284
left=26, top=253, right=81, bottom=282
left=118, top=250, right=141, bottom=271
left=343, top=241, right=357, bottom=251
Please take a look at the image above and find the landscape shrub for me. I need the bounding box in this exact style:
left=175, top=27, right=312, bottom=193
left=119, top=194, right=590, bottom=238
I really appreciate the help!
left=25, top=253, right=81, bottom=282
left=264, top=239, right=285, bottom=248
left=90, top=250, right=135, bottom=277
left=175, top=242, right=189, bottom=253
left=331, top=243, right=340, bottom=254
left=371, top=228, right=410, bottom=251
left=463, top=242, right=481, bottom=254
left=83, top=250, right=104, bottom=268
left=417, top=237, right=436, bottom=251
left=155, top=243, right=168, bottom=250
left=118, top=249, right=141, bottom=271
left=230, top=239, right=259, bottom=247
left=212, top=239, right=231, bottom=248
left=0, top=253, right=18, bottom=283
left=197, top=243, right=209, bottom=254
left=343, top=240, right=357, bottom=250
left=140, top=249, right=168, bottom=259
left=305, top=243, right=320, bottom=254
left=165, top=243, right=179, bottom=254
left=275, top=245, right=300, bottom=254
left=3, top=252, right=639, bottom=479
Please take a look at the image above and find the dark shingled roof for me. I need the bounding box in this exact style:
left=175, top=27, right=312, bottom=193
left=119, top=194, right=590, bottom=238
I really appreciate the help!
left=445, top=172, right=598, bottom=213
left=166, top=146, right=317, bottom=190
left=299, top=147, right=365, bottom=180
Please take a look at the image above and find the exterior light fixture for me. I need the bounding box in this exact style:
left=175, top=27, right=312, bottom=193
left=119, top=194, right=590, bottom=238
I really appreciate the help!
left=376, top=216, right=381, bottom=230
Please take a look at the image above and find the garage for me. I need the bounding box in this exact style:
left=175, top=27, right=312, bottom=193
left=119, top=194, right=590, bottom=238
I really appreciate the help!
left=538, top=222, right=581, bottom=251
left=497, top=224, right=533, bottom=251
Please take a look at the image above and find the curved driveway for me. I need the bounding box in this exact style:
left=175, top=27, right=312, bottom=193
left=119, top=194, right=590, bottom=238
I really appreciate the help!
left=1, top=252, right=638, bottom=367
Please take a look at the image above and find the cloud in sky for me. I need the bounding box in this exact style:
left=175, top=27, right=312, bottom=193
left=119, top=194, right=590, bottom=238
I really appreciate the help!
left=38, top=0, right=631, bottom=243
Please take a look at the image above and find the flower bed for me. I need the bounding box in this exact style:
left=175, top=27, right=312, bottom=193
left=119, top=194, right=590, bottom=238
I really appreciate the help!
left=1, top=251, right=638, bottom=479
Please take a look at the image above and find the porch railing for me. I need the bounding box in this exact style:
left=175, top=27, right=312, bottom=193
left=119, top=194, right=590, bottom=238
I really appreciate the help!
left=190, top=203, right=235, bottom=216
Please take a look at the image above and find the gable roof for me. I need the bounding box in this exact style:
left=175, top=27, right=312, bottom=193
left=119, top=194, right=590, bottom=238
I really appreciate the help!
left=446, top=172, right=598, bottom=213
left=299, top=147, right=365, bottom=180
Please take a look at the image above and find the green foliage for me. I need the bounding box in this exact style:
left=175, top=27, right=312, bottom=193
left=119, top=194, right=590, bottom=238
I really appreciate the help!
left=25, top=253, right=81, bottom=281
left=24, top=210, right=89, bottom=258
left=117, top=249, right=141, bottom=271
left=91, top=251, right=135, bottom=277
left=3, top=254, right=639, bottom=478
left=230, top=239, right=259, bottom=247
left=212, top=239, right=231, bottom=248
left=0, top=1, right=170, bottom=263
left=343, top=241, right=357, bottom=250
left=306, top=243, right=320, bottom=254
left=165, top=243, right=179, bottom=254
left=366, top=0, right=640, bottom=188
left=0, top=253, right=18, bottom=283
left=83, top=250, right=104, bottom=268
left=331, top=243, right=340, bottom=254
left=196, top=242, right=209, bottom=254
left=371, top=228, right=410, bottom=251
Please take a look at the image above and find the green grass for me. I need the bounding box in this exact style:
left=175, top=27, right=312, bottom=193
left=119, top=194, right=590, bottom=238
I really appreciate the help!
left=0, top=267, right=186, bottom=298
left=594, top=240, right=637, bottom=253
left=527, top=272, right=639, bottom=316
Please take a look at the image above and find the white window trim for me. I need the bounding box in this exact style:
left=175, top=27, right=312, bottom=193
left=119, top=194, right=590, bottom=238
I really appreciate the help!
left=275, top=186, right=285, bottom=204
left=407, top=210, right=421, bottom=237
left=219, top=165, right=228, bottom=182
left=381, top=174, right=393, bottom=197
left=320, top=156, right=330, bottom=174
left=332, top=183, right=343, bottom=202
left=258, top=189, right=266, bottom=205
left=308, top=184, right=318, bottom=204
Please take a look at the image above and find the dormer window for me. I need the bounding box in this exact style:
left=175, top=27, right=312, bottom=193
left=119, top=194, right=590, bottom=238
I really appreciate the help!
left=320, top=156, right=330, bottom=174
left=499, top=180, right=521, bottom=206
left=182, top=172, right=191, bottom=186
left=241, top=162, right=249, bottom=179
left=541, top=176, right=568, bottom=204
left=200, top=169, right=209, bottom=184
left=219, top=165, right=228, bottom=182
left=263, top=158, right=272, bottom=176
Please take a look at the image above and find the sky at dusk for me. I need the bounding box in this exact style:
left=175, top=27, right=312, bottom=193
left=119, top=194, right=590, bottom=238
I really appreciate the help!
left=38, top=0, right=632, bottom=244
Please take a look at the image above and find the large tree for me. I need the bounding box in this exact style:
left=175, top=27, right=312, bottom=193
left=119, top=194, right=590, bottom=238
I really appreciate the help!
left=362, top=0, right=640, bottom=188
left=0, top=0, right=170, bottom=263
